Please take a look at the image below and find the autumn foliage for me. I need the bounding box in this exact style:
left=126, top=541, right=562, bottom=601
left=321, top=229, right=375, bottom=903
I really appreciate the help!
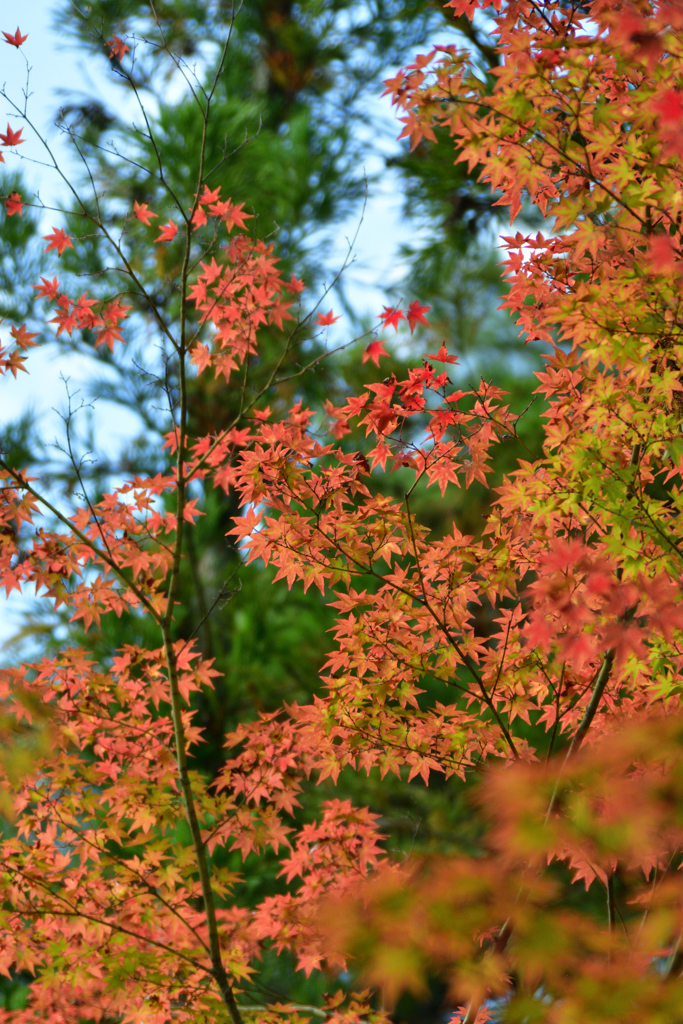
left=2, top=0, right=683, bottom=1021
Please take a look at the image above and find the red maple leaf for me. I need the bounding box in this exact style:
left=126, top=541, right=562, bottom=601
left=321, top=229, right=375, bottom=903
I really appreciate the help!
left=182, top=498, right=206, bottom=524
left=207, top=200, right=231, bottom=218
left=191, top=206, right=207, bottom=229
left=133, top=201, right=158, bottom=225
left=155, top=220, right=178, bottom=243
left=107, top=35, right=130, bottom=61
left=647, top=234, right=680, bottom=275
left=102, top=300, right=131, bottom=325
left=612, top=10, right=662, bottom=66
left=4, top=191, right=22, bottom=216
left=425, top=343, right=458, bottom=365
left=362, top=339, right=389, bottom=366
left=0, top=124, right=24, bottom=146
left=207, top=199, right=252, bottom=231
left=32, top=276, right=60, bottom=300
left=42, top=228, right=73, bottom=257
left=2, top=27, right=27, bottom=47
left=198, top=185, right=221, bottom=205
left=315, top=310, right=340, bottom=326
left=190, top=343, right=212, bottom=374
left=94, top=324, right=125, bottom=353
left=406, top=300, right=431, bottom=333
left=378, top=305, right=405, bottom=331
left=652, top=89, right=683, bottom=126
left=223, top=201, right=252, bottom=232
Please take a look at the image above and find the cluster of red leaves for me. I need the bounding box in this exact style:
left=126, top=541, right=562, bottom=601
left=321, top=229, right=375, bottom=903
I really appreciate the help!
left=5, top=1, right=683, bottom=1020
left=35, top=277, right=131, bottom=352
left=0, top=463, right=177, bottom=629
left=185, top=187, right=300, bottom=382
left=0, top=630, right=387, bottom=1021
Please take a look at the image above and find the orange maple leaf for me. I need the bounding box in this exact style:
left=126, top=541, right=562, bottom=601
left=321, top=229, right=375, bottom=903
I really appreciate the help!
left=223, top=201, right=252, bottom=231
left=198, top=185, right=221, bottom=205
left=94, top=324, right=125, bottom=352
left=190, top=343, right=212, bottom=374
left=191, top=206, right=207, bottom=229
left=182, top=499, right=205, bottom=524
left=9, top=325, right=38, bottom=350
left=288, top=274, right=305, bottom=294
left=425, top=343, right=458, bottom=365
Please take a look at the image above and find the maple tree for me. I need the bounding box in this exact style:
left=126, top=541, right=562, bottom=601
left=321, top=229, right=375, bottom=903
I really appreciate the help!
left=3, top=0, right=683, bottom=1021
left=4, top=1, right=528, bottom=828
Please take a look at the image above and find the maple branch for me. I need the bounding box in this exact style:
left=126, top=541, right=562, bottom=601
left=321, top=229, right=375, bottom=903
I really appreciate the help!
left=566, top=443, right=642, bottom=757
left=607, top=872, right=616, bottom=935
left=160, top=385, right=245, bottom=1024
left=59, top=385, right=118, bottom=569
left=9, top=872, right=209, bottom=976
left=22, top=906, right=209, bottom=972
left=0, top=460, right=159, bottom=621
left=0, top=93, right=181, bottom=354
left=461, top=920, right=512, bottom=1024
left=628, top=497, right=683, bottom=565
left=114, top=46, right=185, bottom=216
left=544, top=661, right=565, bottom=763
left=163, top=47, right=246, bottom=627
left=178, top=572, right=240, bottom=659
left=664, top=930, right=683, bottom=979
left=403, top=492, right=518, bottom=757
left=148, top=19, right=244, bottom=1024
left=237, top=1005, right=327, bottom=1019
left=38, top=793, right=210, bottom=953
left=432, top=87, right=647, bottom=229
left=564, top=648, right=617, bottom=757
left=487, top=613, right=515, bottom=704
